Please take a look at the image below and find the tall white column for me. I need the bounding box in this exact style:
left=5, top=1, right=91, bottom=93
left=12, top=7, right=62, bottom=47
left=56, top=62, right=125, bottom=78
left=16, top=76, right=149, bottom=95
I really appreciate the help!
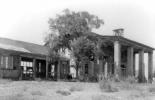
left=46, top=57, right=49, bottom=79
left=33, top=58, right=36, bottom=79
left=127, top=47, right=134, bottom=76
left=114, top=41, right=121, bottom=77
left=148, top=51, right=153, bottom=83
left=138, top=50, right=145, bottom=83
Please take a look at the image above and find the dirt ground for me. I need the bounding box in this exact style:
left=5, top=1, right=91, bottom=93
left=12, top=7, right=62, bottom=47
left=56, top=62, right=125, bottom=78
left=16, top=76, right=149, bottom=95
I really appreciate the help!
left=0, top=79, right=155, bottom=100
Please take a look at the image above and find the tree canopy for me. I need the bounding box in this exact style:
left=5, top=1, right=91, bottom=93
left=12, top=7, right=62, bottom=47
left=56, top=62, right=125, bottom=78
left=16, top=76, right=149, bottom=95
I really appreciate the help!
left=45, top=9, right=104, bottom=65
left=47, top=9, right=104, bottom=50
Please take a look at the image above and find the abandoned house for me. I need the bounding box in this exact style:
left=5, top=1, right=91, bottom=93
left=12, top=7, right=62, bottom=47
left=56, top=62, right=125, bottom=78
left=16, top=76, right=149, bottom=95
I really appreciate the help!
left=0, top=29, right=154, bottom=82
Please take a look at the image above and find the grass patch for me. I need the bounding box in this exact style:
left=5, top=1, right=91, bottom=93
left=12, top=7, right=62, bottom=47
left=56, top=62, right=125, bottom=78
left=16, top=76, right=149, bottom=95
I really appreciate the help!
left=56, top=90, right=71, bottom=96
left=31, top=90, right=43, bottom=96
left=0, top=79, right=12, bottom=84
left=99, top=75, right=118, bottom=92
left=124, top=76, right=137, bottom=84
left=69, top=85, right=83, bottom=92
left=23, top=86, right=28, bottom=92
left=149, top=87, right=155, bottom=93
left=92, top=95, right=120, bottom=100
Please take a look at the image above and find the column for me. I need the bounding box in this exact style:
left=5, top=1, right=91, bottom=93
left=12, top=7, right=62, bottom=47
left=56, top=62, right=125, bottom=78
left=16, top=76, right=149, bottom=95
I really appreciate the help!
left=114, top=41, right=121, bottom=77
left=89, top=61, right=94, bottom=76
left=33, top=58, right=36, bottom=79
left=138, top=50, right=145, bottom=83
left=57, top=60, right=61, bottom=80
left=127, top=47, right=134, bottom=76
left=99, top=59, right=103, bottom=75
left=46, top=57, right=49, bottom=79
left=148, top=51, right=153, bottom=83
left=104, top=62, right=108, bottom=78
left=19, top=56, right=22, bottom=80
left=133, top=54, right=136, bottom=76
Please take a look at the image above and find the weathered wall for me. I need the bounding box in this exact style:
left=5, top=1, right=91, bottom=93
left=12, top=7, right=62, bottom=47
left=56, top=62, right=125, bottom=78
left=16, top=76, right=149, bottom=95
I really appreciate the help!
left=0, top=69, right=20, bottom=79
left=13, top=55, right=20, bottom=70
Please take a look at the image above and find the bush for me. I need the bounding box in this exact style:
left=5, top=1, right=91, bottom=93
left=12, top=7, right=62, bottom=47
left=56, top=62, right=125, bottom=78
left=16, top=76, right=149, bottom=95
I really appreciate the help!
left=125, top=76, right=137, bottom=84
left=56, top=90, right=71, bottom=96
left=99, top=74, right=118, bottom=92
left=89, top=76, right=98, bottom=82
left=69, top=86, right=83, bottom=92
left=149, top=87, right=155, bottom=93
left=31, top=90, right=43, bottom=96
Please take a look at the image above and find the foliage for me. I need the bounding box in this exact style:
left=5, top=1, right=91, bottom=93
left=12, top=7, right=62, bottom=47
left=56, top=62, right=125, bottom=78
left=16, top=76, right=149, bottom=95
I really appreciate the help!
left=48, top=9, right=104, bottom=41
left=69, top=85, right=83, bottom=92
left=88, top=76, right=98, bottom=82
left=56, top=90, right=71, bottom=96
left=31, top=90, right=43, bottom=96
left=45, top=9, right=104, bottom=57
left=149, top=86, right=155, bottom=93
left=70, top=36, right=96, bottom=63
left=45, top=9, right=105, bottom=79
left=125, top=76, right=137, bottom=84
left=99, top=74, right=118, bottom=92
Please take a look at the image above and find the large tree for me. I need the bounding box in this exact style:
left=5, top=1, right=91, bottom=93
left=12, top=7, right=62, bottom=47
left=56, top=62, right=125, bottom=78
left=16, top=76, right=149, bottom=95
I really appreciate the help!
left=47, top=9, right=104, bottom=50
left=70, top=36, right=97, bottom=78
left=45, top=9, right=104, bottom=78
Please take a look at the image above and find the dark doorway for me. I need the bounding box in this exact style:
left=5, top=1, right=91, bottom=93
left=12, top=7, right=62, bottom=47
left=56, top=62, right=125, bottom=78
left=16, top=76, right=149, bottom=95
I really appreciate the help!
left=36, top=59, right=46, bottom=79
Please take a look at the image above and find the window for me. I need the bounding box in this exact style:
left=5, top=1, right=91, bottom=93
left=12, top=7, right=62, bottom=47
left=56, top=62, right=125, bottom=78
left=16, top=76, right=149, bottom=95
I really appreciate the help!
left=21, top=61, right=33, bottom=67
left=0, top=55, right=13, bottom=69
left=1, top=56, right=3, bottom=65
left=5, top=56, right=8, bottom=69
left=20, top=61, right=33, bottom=74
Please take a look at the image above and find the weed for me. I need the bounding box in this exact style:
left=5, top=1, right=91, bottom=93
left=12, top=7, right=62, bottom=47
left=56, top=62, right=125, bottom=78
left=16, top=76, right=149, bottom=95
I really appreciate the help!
left=56, top=90, right=71, bottom=96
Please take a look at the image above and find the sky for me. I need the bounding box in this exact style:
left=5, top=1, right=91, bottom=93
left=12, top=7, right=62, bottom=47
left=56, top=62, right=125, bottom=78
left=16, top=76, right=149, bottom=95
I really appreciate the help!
left=0, top=0, right=154, bottom=46
left=0, top=0, right=155, bottom=77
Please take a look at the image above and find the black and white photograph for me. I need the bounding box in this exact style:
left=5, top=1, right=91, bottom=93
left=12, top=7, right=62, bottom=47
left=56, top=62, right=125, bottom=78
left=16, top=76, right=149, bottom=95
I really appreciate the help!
left=0, top=0, right=154, bottom=100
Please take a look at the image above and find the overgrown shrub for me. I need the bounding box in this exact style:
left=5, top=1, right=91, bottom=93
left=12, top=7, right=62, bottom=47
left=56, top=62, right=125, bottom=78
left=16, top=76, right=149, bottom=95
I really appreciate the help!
left=125, top=76, right=137, bottom=84
left=31, top=90, right=43, bottom=96
left=149, top=87, right=155, bottom=93
left=56, top=90, right=71, bottom=96
left=89, top=76, right=98, bottom=82
left=69, top=85, right=83, bottom=92
left=99, top=74, right=118, bottom=92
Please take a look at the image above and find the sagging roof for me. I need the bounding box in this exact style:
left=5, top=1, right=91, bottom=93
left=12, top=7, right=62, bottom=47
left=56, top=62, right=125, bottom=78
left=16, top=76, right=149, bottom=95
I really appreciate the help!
left=0, top=37, right=48, bottom=56
left=86, top=32, right=155, bottom=51
left=0, top=31, right=154, bottom=56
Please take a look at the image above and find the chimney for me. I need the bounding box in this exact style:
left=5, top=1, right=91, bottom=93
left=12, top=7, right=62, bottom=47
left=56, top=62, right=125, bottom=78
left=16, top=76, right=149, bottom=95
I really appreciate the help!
left=113, top=28, right=124, bottom=37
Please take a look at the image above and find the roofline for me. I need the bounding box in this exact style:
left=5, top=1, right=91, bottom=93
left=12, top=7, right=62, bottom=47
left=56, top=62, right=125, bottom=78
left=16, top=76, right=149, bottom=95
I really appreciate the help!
left=97, top=35, right=155, bottom=50
left=0, top=37, right=45, bottom=47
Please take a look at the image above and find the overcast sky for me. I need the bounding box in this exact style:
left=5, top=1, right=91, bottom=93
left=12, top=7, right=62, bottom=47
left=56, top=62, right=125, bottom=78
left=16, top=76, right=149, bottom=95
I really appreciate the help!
left=0, top=0, right=154, bottom=48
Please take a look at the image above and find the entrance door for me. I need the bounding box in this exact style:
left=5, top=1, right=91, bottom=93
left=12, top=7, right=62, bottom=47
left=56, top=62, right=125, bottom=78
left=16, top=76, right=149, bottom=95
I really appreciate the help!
left=36, top=60, right=46, bottom=79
